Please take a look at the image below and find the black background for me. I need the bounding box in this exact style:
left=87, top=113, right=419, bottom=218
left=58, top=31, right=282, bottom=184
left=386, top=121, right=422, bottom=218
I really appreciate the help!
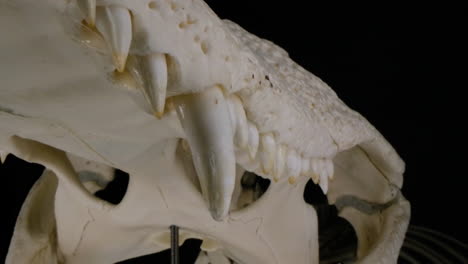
left=1, top=1, right=467, bottom=262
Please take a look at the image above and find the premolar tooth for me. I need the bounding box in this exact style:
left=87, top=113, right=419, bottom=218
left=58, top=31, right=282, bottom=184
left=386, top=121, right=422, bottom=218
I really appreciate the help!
left=325, top=159, right=334, bottom=180
left=77, top=0, right=96, bottom=26
left=175, top=86, right=235, bottom=221
left=273, top=144, right=286, bottom=181
left=127, top=54, right=168, bottom=117
left=300, top=156, right=309, bottom=176
left=95, top=6, right=132, bottom=72
left=247, top=121, right=259, bottom=159
left=259, top=133, right=276, bottom=174
left=286, top=149, right=301, bottom=178
left=227, top=95, right=248, bottom=148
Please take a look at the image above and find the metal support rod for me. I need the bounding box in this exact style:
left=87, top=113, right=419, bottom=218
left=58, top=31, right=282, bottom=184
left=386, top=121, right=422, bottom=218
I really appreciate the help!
left=170, top=225, right=179, bottom=264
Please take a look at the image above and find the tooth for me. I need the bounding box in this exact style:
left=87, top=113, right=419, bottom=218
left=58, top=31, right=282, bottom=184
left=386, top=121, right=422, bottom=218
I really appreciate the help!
left=300, top=156, right=309, bottom=176
left=77, top=0, right=96, bottom=26
left=95, top=6, right=132, bottom=72
left=200, top=237, right=221, bottom=252
left=273, top=144, right=286, bottom=181
left=0, top=151, right=9, bottom=163
left=286, top=149, right=301, bottom=178
left=175, top=86, right=235, bottom=221
left=325, top=159, right=334, bottom=180
left=227, top=95, right=248, bottom=148
left=310, top=158, right=320, bottom=184
left=247, top=121, right=259, bottom=159
left=127, top=54, right=168, bottom=117
left=319, top=169, right=328, bottom=194
left=259, top=133, right=276, bottom=174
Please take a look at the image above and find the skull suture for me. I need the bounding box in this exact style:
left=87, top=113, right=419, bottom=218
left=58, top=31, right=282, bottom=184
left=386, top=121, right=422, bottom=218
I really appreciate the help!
left=0, top=0, right=410, bottom=263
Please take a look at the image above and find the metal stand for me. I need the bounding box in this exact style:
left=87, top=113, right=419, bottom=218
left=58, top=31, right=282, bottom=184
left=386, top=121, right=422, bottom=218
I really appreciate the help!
left=170, top=225, right=179, bottom=264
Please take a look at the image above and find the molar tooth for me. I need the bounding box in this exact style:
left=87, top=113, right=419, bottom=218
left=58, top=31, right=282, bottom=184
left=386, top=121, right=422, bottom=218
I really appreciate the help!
left=77, top=0, right=96, bottom=26
left=286, top=149, right=301, bottom=178
left=127, top=54, right=168, bottom=117
left=259, top=133, right=276, bottom=174
left=247, top=121, right=259, bottom=159
left=95, top=6, right=132, bottom=72
left=175, top=86, right=235, bottom=221
left=227, top=95, right=248, bottom=148
left=273, top=144, right=286, bottom=181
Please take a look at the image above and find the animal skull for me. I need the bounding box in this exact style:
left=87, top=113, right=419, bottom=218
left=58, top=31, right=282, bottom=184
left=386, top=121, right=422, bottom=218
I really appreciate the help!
left=0, top=0, right=410, bottom=263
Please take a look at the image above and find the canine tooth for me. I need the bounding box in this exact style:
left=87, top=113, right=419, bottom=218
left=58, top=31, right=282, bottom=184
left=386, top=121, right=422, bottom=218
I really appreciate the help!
left=127, top=54, right=168, bottom=117
left=319, top=170, right=328, bottom=194
left=273, top=144, right=286, bottom=180
left=247, top=121, right=259, bottom=159
left=95, top=6, right=132, bottom=72
left=286, top=149, right=301, bottom=178
left=300, top=156, right=309, bottom=176
left=259, top=133, right=276, bottom=174
left=77, top=0, right=96, bottom=26
left=228, top=95, right=248, bottom=148
left=175, top=86, right=235, bottom=221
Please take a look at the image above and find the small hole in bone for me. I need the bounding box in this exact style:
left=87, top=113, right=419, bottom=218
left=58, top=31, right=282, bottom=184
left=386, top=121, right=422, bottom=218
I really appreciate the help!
left=94, top=169, right=129, bottom=205
left=148, top=1, right=158, bottom=10
left=235, top=172, right=271, bottom=209
left=200, top=41, right=209, bottom=54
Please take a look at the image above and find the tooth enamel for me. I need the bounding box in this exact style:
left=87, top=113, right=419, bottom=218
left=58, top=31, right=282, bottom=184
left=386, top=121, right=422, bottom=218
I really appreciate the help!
left=310, top=159, right=320, bottom=184
left=227, top=95, right=248, bottom=148
left=300, top=156, right=309, bottom=176
left=0, top=151, right=9, bottom=163
left=175, top=86, right=236, bottom=221
left=247, top=121, right=259, bottom=159
left=273, top=144, right=286, bottom=180
left=126, top=53, right=168, bottom=117
left=319, top=169, right=328, bottom=194
left=286, top=148, right=301, bottom=178
left=95, top=6, right=132, bottom=72
left=325, top=159, right=334, bottom=180
left=259, top=133, right=276, bottom=174
left=77, top=0, right=96, bottom=26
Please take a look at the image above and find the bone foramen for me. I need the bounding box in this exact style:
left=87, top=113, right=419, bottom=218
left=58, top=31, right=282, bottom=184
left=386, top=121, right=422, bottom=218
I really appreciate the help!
left=1, top=0, right=409, bottom=263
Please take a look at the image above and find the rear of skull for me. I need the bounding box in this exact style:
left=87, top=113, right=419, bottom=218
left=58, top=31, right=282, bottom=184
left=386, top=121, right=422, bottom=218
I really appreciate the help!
left=0, top=0, right=410, bottom=263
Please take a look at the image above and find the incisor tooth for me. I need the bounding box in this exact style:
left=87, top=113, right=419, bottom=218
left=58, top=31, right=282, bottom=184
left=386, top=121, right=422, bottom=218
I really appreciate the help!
left=175, top=86, right=236, bottom=221
left=126, top=54, right=168, bottom=117
left=259, top=133, right=276, bottom=174
left=227, top=95, right=248, bottom=148
left=300, top=156, right=309, bottom=176
left=273, top=144, right=286, bottom=181
left=286, top=149, right=301, bottom=178
left=77, top=0, right=96, bottom=26
left=310, top=159, right=320, bottom=184
left=325, top=159, right=334, bottom=180
left=247, top=121, right=259, bottom=159
left=95, top=6, right=132, bottom=72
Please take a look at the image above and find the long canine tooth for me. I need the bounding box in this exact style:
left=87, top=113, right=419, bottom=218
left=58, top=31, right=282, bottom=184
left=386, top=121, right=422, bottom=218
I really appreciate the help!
left=259, top=133, right=276, bottom=174
left=127, top=54, right=168, bottom=117
left=273, top=144, right=286, bottom=181
left=175, top=86, right=235, bottom=221
left=77, top=0, right=96, bottom=26
left=247, top=121, right=259, bottom=159
left=227, top=95, right=248, bottom=148
left=95, top=6, right=132, bottom=72
left=286, top=149, right=301, bottom=179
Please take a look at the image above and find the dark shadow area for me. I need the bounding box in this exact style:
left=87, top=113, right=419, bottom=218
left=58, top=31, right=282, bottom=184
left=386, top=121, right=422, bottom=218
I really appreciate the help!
left=94, top=169, right=129, bottom=205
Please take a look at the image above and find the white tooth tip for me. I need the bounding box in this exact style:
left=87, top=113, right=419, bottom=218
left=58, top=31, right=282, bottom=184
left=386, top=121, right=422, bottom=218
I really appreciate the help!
left=319, top=173, right=328, bottom=194
left=311, top=173, right=319, bottom=184
left=114, top=53, right=128, bottom=72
